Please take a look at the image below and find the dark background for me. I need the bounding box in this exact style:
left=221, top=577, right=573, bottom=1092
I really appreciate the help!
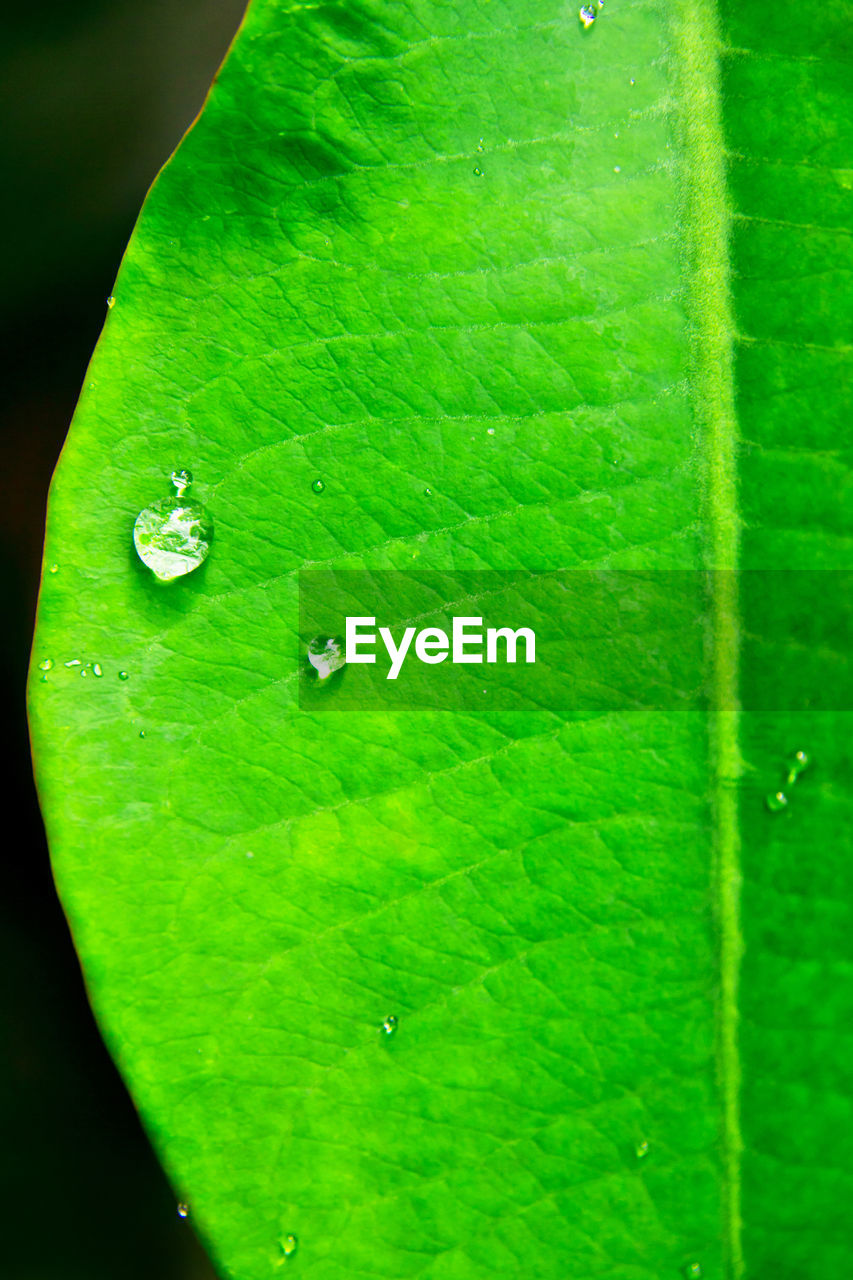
left=1, top=3, right=246, bottom=1275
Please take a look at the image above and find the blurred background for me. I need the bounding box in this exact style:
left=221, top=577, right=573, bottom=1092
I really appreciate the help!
left=1, top=2, right=247, bottom=1274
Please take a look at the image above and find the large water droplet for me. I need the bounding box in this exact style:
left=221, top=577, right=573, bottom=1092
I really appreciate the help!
left=785, top=749, right=811, bottom=786
left=64, top=659, right=81, bottom=668
left=92, top=663, right=103, bottom=678
left=311, top=478, right=325, bottom=494
left=307, top=636, right=346, bottom=681
left=382, top=1014, right=398, bottom=1036
left=765, top=790, right=788, bottom=813
left=38, top=659, right=53, bottom=672
left=579, top=5, right=597, bottom=27
left=134, top=474, right=213, bottom=582
left=177, top=1203, right=189, bottom=1220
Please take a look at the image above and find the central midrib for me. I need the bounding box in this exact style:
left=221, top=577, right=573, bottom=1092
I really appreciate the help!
left=674, top=1, right=744, bottom=1276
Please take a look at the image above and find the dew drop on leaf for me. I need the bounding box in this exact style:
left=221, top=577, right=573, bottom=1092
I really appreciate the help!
left=785, top=749, right=811, bottom=785
left=307, top=636, right=346, bottom=680
left=139, top=729, right=146, bottom=739
left=579, top=5, right=597, bottom=28
left=177, top=1203, right=189, bottom=1220
left=118, top=670, right=129, bottom=681
left=382, top=1014, right=398, bottom=1035
left=106, top=295, right=116, bottom=310
left=765, top=790, right=788, bottom=812
left=48, top=563, right=59, bottom=574
left=311, top=478, right=325, bottom=494
left=64, top=659, right=81, bottom=668
left=476, top=138, right=485, bottom=152
left=280, top=1233, right=298, bottom=1258
left=683, top=1265, right=701, bottom=1280
left=170, top=468, right=193, bottom=497
left=133, top=472, right=213, bottom=583
left=635, top=1139, right=650, bottom=1160
left=473, top=166, right=483, bottom=176
left=92, top=663, right=103, bottom=677
left=424, top=486, right=433, bottom=497
left=38, top=659, right=53, bottom=671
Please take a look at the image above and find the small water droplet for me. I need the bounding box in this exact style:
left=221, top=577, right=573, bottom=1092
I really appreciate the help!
left=683, top=1265, right=702, bottom=1280
left=473, top=166, right=483, bottom=176
left=487, top=428, right=495, bottom=435
left=382, top=1014, right=398, bottom=1036
left=579, top=5, right=597, bottom=27
left=134, top=474, right=213, bottom=582
left=246, top=851, right=254, bottom=859
left=613, top=165, right=621, bottom=173
left=48, top=563, right=59, bottom=574
left=476, top=138, right=485, bottom=153
left=280, top=1234, right=298, bottom=1258
left=92, top=663, right=103, bottom=678
left=635, top=1139, right=650, bottom=1160
left=177, top=1203, right=189, bottom=1220
left=139, top=729, right=146, bottom=738
left=785, top=749, right=811, bottom=785
left=424, top=486, right=433, bottom=497
left=106, top=296, right=116, bottom=310
left=38, top=659, right=53, bottom=672
left=80, top=667, right=88, bottom=678
left=629, top=77, right=636, bottom=85
left=765, top=790, right=788, bottom=813
left=118, top=670, right=129, bottom=681
left=307, top=636, right=346, bottom=681
left=64, top=659, right=81, bottom=668
left=170, top=468, right=194, bottom=497
left=310, top=477, right=327, bottom=496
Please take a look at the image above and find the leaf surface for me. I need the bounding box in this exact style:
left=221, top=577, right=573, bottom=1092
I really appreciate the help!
left=29, top=1, right=853, bottom=1278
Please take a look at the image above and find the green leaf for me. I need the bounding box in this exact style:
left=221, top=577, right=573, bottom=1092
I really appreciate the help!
left=28, top=2, right=853, bottom=1278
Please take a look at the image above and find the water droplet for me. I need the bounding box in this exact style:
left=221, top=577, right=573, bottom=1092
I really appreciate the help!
left=38, top=659, right=53, bottom=672
left=424, top=486, right=433, bottom=497
left=92, top=663, right=103, bottom=678
left=64, top=659, right=81, bottom=668
left=785, top=749, right=811, bottom=785
left=177, top=1203, right=189, bottom=1220
left=48, top=563, right=59, bottom=574
left=118, top=670, right=129, bottom=681
left=476, top=138, right=485, bottom=153
left=382, top=1014, right=398, bottom=1036
left=134, top=474, right=213, bottom=582
left=486, top=427, right=495, bottom=435
left=307, top=636, right=346, bottom=681
left=683, top=1265, right=701, bottom=1280
left=311, top=478, right=325, bottom=494
left=280, top=1234, right=298, bottom=1259
left=629, top=77, right=636, bottom=85
left=106, top=295, right=116, bottom=310
left=170, top=469, right=193, bottom=497
left=139, top=729, right=146, bottom=738
left=80, top=667, right=88, bottom=677
left=473, top=166, right=483, bottom=176
left=635, top=1139, right=650, bottom=1160
left=765, top=790, right=788, bottom=813
left=246, top=850, right=254, bottom=859
left=613, top=165, right=622, bottom=173
left=579, top=5, right=597, bottom=27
